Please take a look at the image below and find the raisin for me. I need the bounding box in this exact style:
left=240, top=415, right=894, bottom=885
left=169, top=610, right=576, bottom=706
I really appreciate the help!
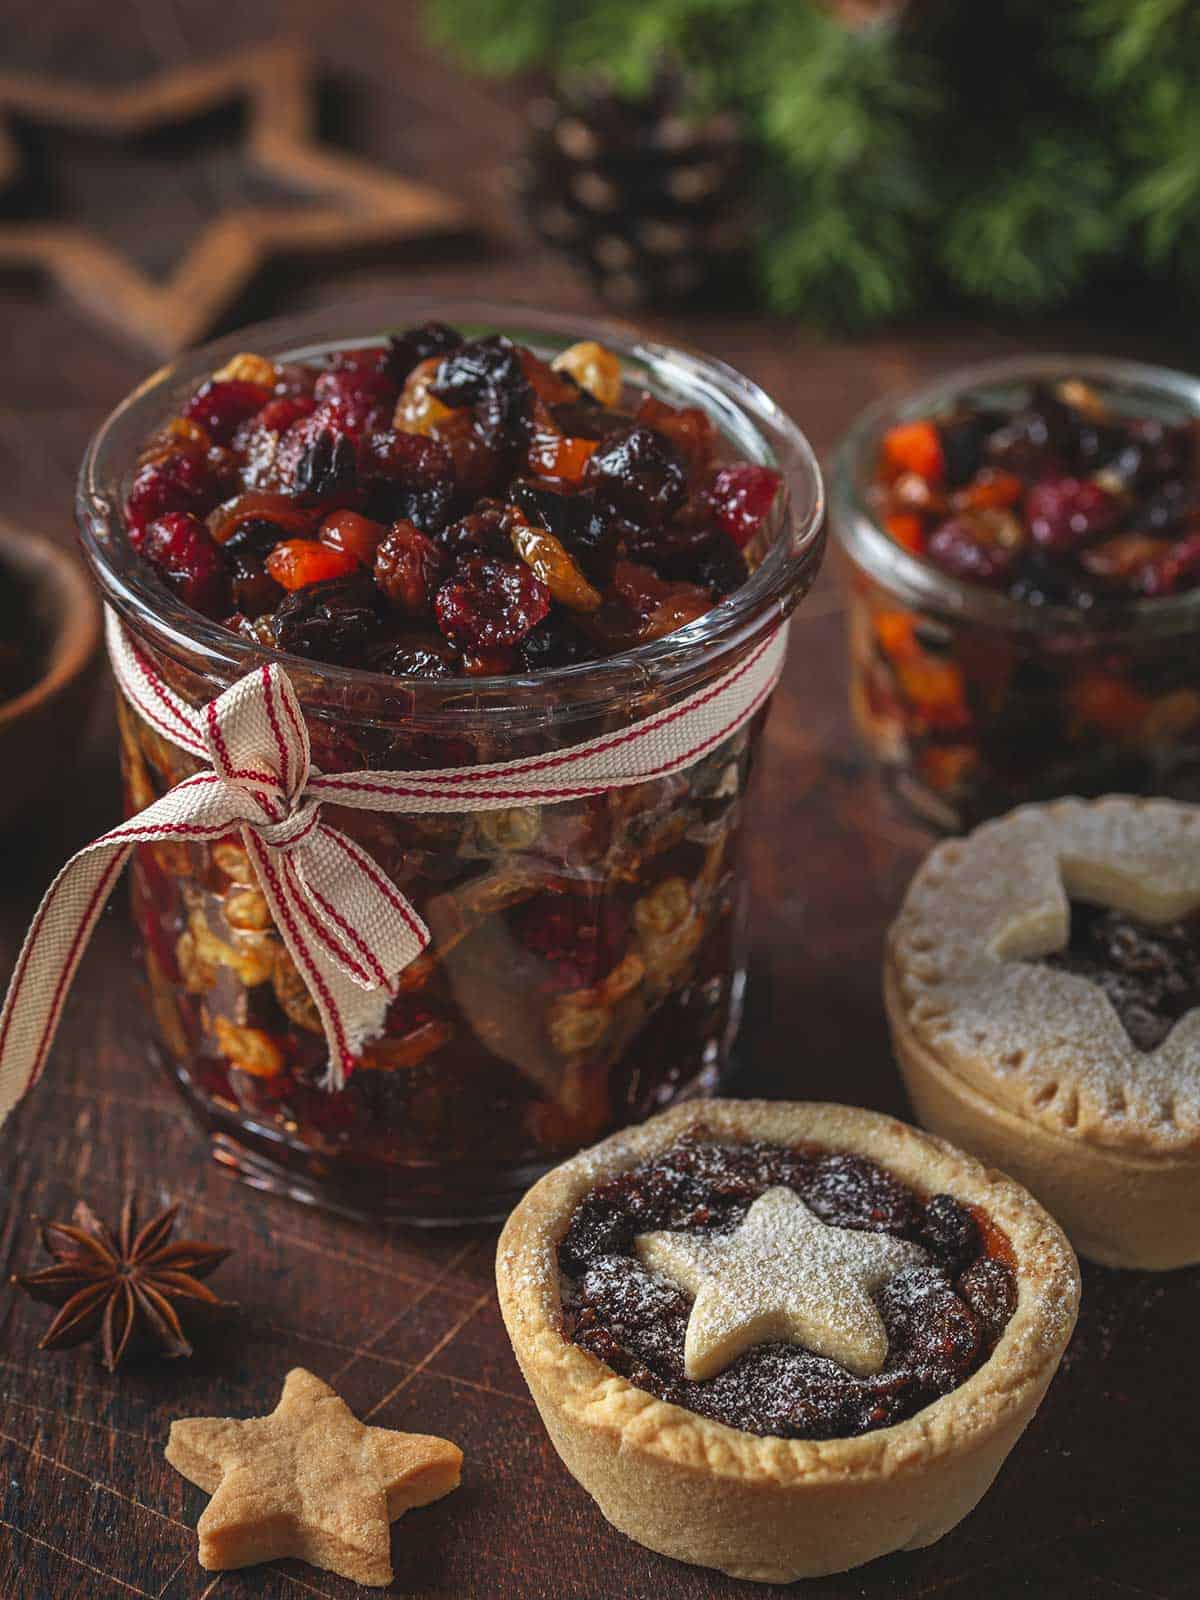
left=938, top=410, right=1004, bottom=488
left=141, top=513, right=229, bottom=617
left=293, top=426, right=358, bottom=500
left=926, top=509, right=1026, bottom=585
left=958, top=1257, right=1018, bottom=1344
left=360, top=430, right=457, bottom=532
left=608, top=559, right=711, bottom=642
left=518, top=615, right=598, bottom=671
left=431, top=335, right=532, bottom=449
left=434, top=555, right=550, bottom=651
left=225, top=533, right=282, bottom=617
left=510, top=481, right=615, bottom=580
left=879, top=1265, right=980, bottom=1388
left=272, top=574, right=381, bottom=665
left=374, top=521, right=446, bottom=614
left=920, top=1194, right=981, bottom=1275
left=385, top=322, right=463, bottom=385
left=367, top=635, right=458, bottom=678
left=630, top=524, right=747, bottom=597
left=588, top=425, right=688, bottom=527
left=803, top=1151, right=922, bottom=1235
left=437, top=504, right=518, bottom=561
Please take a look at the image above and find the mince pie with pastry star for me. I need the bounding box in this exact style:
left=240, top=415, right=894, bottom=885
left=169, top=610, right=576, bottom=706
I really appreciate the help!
left=496, top=1099, right=1078, bottom=1583
left=887, top=796, right=1200, bottom=1269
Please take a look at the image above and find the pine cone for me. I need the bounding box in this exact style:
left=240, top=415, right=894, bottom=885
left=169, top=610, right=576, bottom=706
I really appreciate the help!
left=516, top=72, right=751, bottom=309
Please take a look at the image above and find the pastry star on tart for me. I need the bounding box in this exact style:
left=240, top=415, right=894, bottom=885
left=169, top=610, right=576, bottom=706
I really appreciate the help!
left=886, top=795, right=1200, bottom=1269
left=496, top=1099, right=1078, bottom=1584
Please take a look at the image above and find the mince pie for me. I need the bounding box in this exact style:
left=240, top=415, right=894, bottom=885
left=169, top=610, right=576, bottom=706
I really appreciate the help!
left=887, top=796, right=1200, bottom=1269
left=496, top=1100, right=1078, bottom=1583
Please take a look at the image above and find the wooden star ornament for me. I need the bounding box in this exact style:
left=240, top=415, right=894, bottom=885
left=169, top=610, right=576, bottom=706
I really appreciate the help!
left=636, top=1187, right=927, bottom=1380
left=166, top=1368, right=462, bottom=1587
left=0, top=42, right=467, bottom=357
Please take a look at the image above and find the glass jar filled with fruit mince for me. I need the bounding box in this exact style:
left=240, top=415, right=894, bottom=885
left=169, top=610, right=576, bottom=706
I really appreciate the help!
left=833, top=356, right=1200, bottom=831
left=78, top=302, right=824, bottom=1222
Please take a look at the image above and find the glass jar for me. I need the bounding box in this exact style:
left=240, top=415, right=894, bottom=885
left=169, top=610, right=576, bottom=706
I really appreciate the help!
left=833, top=355, right=1200, bottom=831
left=77, top=300, right=825, bottom=1223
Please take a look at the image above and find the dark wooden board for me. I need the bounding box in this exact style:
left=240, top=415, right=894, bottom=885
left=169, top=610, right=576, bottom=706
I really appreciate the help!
left=1, top=4, right=1198, bottom=1597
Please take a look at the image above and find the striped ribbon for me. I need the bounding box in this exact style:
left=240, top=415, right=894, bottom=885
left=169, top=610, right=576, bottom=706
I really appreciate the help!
left=0, top=608, right=786, bottom=1129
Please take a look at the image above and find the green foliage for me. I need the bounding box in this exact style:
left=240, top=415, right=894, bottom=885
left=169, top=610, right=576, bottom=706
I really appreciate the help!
left=425, top=0, right=1200, bottom=329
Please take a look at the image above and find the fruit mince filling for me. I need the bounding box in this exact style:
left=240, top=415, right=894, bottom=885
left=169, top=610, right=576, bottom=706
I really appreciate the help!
left=122, top=328, right=782, bottom=674
left=1036, top=899, right=1200, bottom=1052
left=558, top=1136, right=1017, bottom=1440
left=874, top=379, right=1200, bottom=605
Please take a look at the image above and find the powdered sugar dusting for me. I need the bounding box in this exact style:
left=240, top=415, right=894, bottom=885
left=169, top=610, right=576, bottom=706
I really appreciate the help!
left=637, top=1188, right=927, bottom=1379
left=892, top=797, right=1200, bottom=1151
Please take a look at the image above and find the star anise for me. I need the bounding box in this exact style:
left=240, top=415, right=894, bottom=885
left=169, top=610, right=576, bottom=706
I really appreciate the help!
left=12, top=1196, right=232, bottom=1371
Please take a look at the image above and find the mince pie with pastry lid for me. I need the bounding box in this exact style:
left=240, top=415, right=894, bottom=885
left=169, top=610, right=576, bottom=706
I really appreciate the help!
left=886, top=796, right=1200, bottom=1269
left=496, top=1099, right=1078, bottom=1583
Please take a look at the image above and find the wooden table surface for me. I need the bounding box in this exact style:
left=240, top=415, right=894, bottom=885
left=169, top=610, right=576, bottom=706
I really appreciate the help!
left=2, top=4, right=1198, bottom=1597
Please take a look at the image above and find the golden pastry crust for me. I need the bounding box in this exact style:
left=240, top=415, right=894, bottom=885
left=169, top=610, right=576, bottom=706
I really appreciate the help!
left=888, top=796, right=1200, bottom=1157
left=496, top=1100, right=1079, bottom=1584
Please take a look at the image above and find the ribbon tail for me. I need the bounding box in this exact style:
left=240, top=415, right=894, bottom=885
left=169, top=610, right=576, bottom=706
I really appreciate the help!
left=0, top=840, right=133, bottom=1130
left=241, top=831, right=393, bottom=1092
left=290, top=824, right=430, bottom=991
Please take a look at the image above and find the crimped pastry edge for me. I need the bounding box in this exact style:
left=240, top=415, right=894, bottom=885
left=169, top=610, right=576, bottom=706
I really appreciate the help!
left=497, top=1100, right=1079, bottom=1492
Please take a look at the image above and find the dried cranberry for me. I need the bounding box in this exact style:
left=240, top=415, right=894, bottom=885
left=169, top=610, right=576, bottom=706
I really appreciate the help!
left=1025, top=476, right=1120, bottom=552
left=313, top=363, right=398, bottom=416
left=251, top=395, right=317, bottom=435
left=141, top=513, right=228, bottom=616
left=704, top=464, right=781, bottom=548
left=431, top=335, right=531, bottom=449
left=514, top=893, right=629, bottom=990
left=926, top=509, right=1026, bottom=585
left=183, top=379, right=272, bottom=445
left=272, top=574, right=381, bottom=665
left=385, top=322, right=463, bottom=385
left=374, top=521, right=446, bottom=614
left=434, top=555, right=551, bottom=651
left=124, top=449, right=216, bottom=540
left=588, top=426, right=688, bottom=527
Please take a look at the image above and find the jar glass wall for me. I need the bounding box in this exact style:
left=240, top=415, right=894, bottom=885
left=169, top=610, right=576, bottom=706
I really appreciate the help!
left=78, top=301, right=825, bottom=1222
left=833, top=356, right=1200, bottom=831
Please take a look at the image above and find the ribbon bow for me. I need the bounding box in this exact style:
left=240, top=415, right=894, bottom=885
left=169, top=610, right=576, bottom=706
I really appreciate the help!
left=0, top=610, right=786, bottom=1131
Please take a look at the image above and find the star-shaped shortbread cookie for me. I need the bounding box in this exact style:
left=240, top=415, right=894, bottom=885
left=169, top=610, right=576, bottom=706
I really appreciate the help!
left=166, top=1368, right=462, bottom=1586
left=637, top=1187, right=926, bottom=1380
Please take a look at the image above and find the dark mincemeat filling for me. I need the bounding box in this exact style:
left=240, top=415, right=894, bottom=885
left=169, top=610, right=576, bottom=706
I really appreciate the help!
left=1038, top=899, right=1200, bottom=1052
left=558, top=1136, right=1017, bottom=1441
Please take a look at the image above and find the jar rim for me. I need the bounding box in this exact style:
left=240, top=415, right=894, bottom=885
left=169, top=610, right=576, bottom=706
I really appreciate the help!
left=831, top=351, right=1200, bottom=638
left=77, top=298, right=825, bottom=719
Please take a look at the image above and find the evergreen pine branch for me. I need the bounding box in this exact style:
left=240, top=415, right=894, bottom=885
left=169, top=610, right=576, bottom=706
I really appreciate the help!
left=938, top=133, right=1122, bottom=311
